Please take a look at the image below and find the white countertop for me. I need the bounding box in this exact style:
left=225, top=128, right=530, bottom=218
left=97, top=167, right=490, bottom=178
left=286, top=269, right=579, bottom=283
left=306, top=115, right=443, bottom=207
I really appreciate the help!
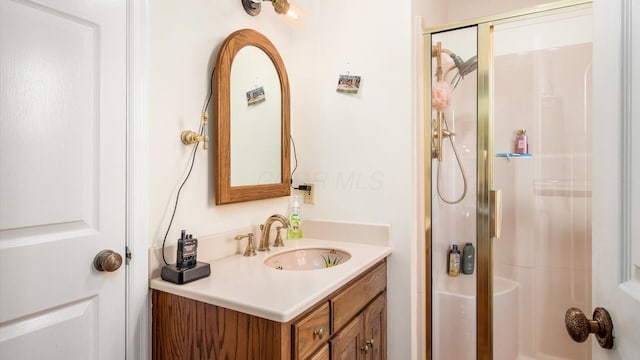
left=149, top=238, right=392, bottom=323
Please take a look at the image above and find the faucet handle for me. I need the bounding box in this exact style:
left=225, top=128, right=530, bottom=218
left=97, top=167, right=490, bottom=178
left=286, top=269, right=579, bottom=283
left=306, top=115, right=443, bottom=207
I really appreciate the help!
left=273, top=226, right=285, bottom=247
left=234, top=233, right=256, bottom=257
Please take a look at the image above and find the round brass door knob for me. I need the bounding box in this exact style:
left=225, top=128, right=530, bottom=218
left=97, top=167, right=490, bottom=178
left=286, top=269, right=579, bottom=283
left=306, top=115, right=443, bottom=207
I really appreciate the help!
left=93, top=250, right=123, bottom=272
left=565, top=307, right=614, bottom=349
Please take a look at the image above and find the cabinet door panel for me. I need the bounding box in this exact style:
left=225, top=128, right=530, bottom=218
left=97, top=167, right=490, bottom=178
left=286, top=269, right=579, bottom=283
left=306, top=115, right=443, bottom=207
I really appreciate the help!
left=363, top=293, right=386, bottom=360
left=330, top=315, right=364, bottom=360
left=309, top=344, right=330, bottom=360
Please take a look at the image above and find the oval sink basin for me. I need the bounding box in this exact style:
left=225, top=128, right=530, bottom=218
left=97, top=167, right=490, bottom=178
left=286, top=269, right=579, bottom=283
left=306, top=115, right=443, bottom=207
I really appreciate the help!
left=264, top=248, right=351, bottom=271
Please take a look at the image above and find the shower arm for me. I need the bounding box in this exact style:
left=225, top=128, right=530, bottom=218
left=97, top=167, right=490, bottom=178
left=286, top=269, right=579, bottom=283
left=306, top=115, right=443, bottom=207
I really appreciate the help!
left=431, top=43, right=458, bottom=82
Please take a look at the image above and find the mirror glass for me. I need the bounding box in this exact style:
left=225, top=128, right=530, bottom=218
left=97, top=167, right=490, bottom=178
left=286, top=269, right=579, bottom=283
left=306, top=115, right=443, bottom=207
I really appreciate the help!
left=230, top=46, right=282, bottom=186
left=215, top=29, right=290, bottom=204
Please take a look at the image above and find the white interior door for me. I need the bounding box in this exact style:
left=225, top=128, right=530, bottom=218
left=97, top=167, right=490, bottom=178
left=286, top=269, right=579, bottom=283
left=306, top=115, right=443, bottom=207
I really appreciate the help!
left=0, top=0, right=127, bottom=358
left=592, top=0, right=640, bottom=358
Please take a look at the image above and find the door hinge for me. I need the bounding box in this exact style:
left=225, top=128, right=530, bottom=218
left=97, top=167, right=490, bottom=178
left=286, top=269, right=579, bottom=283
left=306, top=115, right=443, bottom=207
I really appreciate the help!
left=125, top=246, right=132, bottom=265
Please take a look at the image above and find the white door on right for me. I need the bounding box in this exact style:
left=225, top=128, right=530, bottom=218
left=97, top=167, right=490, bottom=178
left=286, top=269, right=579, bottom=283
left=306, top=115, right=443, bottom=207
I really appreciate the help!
left=592, top=0, right=640, bottom=358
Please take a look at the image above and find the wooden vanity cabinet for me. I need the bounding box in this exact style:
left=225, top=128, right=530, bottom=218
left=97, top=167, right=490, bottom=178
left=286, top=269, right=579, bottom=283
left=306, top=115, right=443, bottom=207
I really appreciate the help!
left=152, top=260, right=386, bottom=360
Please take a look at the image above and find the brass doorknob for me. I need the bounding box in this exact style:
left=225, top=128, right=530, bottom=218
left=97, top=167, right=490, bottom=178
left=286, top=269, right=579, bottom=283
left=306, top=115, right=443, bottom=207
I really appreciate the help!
left=565, top=307, right=614, bottom=349
left=93, top=250, right=123, bottom=272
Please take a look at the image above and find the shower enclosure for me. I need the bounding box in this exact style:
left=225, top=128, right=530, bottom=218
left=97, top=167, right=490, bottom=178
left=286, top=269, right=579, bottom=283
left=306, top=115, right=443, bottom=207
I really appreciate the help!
left=424, top=2, right=595, bottom=359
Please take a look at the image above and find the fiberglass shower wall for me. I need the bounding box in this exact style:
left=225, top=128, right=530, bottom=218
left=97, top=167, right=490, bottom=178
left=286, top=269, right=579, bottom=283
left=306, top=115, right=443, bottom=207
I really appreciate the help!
left=430, top=26, right=478, bottom=360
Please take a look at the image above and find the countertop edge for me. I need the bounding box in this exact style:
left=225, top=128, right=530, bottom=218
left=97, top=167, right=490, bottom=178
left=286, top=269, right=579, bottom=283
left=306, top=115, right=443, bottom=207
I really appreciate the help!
left=149, top=240, right=391, bottom=323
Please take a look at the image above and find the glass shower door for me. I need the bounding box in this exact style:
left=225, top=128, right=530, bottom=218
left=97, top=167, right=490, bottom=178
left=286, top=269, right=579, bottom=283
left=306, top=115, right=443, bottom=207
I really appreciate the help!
left=491, top=8, right=593, bottom=360
left=429, top=26, right=479, bottom=360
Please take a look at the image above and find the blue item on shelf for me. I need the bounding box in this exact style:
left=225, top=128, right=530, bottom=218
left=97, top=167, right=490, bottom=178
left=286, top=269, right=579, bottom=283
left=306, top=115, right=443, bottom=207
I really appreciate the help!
left=496, top=152, right=532, bottom=158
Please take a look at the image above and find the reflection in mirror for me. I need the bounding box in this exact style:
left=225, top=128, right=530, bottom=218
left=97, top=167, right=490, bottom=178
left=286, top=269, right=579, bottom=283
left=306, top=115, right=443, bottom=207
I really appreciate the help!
left=230, top=45, right=282, bottom=186
left=215, top=29, right=290, bottom=204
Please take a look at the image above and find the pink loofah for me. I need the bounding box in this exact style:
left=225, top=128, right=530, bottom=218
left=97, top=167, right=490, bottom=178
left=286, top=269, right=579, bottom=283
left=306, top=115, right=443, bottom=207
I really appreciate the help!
left=432, top=80, right=452, bottom=111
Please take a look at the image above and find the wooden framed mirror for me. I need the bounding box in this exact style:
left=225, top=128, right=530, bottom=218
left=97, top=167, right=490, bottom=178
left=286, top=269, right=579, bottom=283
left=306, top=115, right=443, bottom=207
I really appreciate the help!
left=214, top=29, right=290, bottom=204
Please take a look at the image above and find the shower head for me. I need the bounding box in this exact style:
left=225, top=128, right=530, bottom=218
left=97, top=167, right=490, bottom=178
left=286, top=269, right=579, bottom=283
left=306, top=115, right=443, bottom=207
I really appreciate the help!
left=449, top=53, right=478, bottom=89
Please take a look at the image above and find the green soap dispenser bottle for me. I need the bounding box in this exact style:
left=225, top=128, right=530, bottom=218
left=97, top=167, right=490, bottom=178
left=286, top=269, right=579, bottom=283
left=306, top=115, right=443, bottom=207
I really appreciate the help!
left=287, top=196, right=303, bottom=239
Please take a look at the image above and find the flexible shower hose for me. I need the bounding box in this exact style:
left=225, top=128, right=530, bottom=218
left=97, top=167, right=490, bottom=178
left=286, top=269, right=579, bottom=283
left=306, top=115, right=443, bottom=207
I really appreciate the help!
left=436, top=115, right=468, bottom=204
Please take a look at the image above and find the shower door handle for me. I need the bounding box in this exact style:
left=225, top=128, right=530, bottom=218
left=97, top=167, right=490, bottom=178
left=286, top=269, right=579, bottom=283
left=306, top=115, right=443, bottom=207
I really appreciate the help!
left=490, top=189, right=502, bottom=239
left=565, top=307, right=614, bottom=349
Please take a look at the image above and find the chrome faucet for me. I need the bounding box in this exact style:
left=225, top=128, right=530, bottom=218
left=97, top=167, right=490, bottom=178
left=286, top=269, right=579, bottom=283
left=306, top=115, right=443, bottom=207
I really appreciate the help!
left=259, top=214, right=290, bottom=251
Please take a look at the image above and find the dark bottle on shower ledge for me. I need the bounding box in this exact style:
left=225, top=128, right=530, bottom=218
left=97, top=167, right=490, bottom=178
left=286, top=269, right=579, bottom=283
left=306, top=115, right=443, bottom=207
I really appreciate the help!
left=462, top=242, right=475, bottom=275
left=447, top=245, right=461, bottom=277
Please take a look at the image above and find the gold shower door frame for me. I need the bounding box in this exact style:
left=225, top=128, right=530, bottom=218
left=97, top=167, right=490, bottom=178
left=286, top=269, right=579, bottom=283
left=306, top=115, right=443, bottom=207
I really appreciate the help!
left=422, top=1, right=592, bottom=359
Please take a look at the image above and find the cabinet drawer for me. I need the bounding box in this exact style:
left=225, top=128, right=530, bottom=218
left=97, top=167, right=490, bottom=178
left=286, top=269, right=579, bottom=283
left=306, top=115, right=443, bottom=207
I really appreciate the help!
left=331, top=261, right=386, bottom=332
left=293, top=301, right=330, bottom=359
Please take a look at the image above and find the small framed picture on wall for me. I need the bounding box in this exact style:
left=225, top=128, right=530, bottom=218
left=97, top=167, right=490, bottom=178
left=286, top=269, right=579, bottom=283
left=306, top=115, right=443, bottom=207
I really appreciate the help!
left=336, top=74, right=361, bottom=94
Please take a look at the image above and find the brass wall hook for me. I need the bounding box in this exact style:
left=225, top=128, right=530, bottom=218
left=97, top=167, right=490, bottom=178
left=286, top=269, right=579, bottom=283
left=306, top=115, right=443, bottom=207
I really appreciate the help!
left=180, top=113, right=209, bottom=150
